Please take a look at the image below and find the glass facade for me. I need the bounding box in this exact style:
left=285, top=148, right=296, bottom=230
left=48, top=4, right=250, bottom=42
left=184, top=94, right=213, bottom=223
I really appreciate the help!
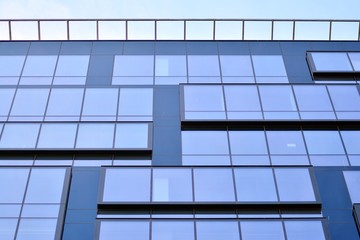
left=0, top=40, right=359, bottom=240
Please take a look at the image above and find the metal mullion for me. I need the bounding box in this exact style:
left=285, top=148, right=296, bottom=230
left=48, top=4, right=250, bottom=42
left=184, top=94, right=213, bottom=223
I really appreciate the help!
left=281, top=220, right=289, bottom=240
left=337, top=126, right=352, bottom=166
left=13, top=167, right=32, bottom=240
left=289, top=84, right=301, bottom=121
left=324, top=85, right=339, bottom=121
left=272, top=168, right=281, bottom=203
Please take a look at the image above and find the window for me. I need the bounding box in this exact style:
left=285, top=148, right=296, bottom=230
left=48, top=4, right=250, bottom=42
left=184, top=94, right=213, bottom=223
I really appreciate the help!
left=307, top=52, right=360, bottom=79
left=82, top=88, right=118, bottom=121
left=118, top=88, right=153, bottom=121
left=343, top=171, right=360, bottom=203
left=252, top=55, right=288, bottom=83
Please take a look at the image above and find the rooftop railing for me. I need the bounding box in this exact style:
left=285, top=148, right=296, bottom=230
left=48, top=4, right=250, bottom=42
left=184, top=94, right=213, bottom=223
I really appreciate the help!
left=0, top=19, right=359, bottom=41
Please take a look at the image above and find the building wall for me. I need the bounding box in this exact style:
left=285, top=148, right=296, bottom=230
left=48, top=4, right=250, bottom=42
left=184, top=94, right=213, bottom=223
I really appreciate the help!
left=0, top=41, right=360, bottom=240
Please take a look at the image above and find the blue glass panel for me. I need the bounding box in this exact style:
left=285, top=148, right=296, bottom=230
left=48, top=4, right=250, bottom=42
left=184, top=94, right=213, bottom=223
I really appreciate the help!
left=155, top=55, right=186, bottom=76
left=55, top=55, right=90, bottom=76
left=82, top=88, right=118, bottom=120
left=194, top=168, right=235, bottom=202
left=303, top=131, right=345, bottom=154
left=224, top=85, right=261, bottom=112
left=10, top=88, right=50, bottom=119
left=220, top=55, right=253, bottom=76
left=0, top=168, right=29, bottom=203
left=343, top=171, right=360, bottom=203
left=113, top=55, right=154, bottom=76
left=196, top=221, right=240, bottom=240
left=188, top=55, right=220, bottom=76
left=0, top=55, right=25, bottom=76
left=182, top=131, right=229, bottom=155
left=46, top=88, right=84, bottom=120
left=275, top=168, right=316, bottom=201
left=21, top=205, right=60, bottom=217
left=0, top=88, right=16, bottom=118
left=229, top=131, right=267, bottom=154
left=259, top=86, right=297, bottom=111
left=115, top=123, right=149, bottom=149
left=76, top=124, right=114, bottom=149
left=118, top=88, right=153, bottom=120
left=328, top=86, right=360, bottom=111
left=310, top=52, right=352, bottom=71
left=184, top=85, right=225, bottom=119
left=152, top=169, right=192, bottom=202
left=103, top=168, right=151, bottom=202
left=234, top=169, right=278, bottom=202
left=25, top=168, right=66, bottom=204
left=152, top=221, right=194, bottom=240
left=37, top=123, right=77, bottom=149
left=241, top=221, right=285, bottom=240
left=340, top=131, right=360, bottom=154
left=22, top=55, right=57, bottom=76
left=267, top=131, right=306, bottom=155
left=0, top=219, right=17, bottom=240
left=0, top=123, right=40, bottom=149
left=99, top=221, right=150, bottom=240
left=349, top=52, right=360, bottom=71
left=284, top=221, right=325, bottom=240
left=17, top=219, right=57, bottom=240
left=252, top=55, right=287, bottom=76
left=293, top=85, right=333, bottom=111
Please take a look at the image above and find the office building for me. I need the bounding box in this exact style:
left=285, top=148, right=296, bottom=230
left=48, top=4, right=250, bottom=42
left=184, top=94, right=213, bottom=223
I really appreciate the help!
left=0, top=19, right=360, bottom=240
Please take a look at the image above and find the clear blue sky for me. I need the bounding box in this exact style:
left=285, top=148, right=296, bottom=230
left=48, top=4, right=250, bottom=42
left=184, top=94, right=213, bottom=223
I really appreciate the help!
left=0, top=0, right=359, bottom=19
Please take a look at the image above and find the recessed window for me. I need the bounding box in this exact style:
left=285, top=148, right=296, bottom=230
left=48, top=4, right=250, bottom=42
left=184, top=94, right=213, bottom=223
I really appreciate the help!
left=343, top=171, right=360, bottom=203
left=307, top=52, right=360, bottom=79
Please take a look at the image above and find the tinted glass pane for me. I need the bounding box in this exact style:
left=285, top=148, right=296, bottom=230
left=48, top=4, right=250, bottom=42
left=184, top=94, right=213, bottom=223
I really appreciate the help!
left=155, top=55, right=186, bottom=76
left=328, top=86, right=360, bottom=111
left=310, top=52, right=352, bottom=71
left=267, top=131, right=306, bottom=154
left=303, top=131, right=345, bottom=154
left=0, top=123, right=40, bottom=149
left=82, top=88, right=118, bottom=119
left=224, top=86, right=261, bottom=111
left=343, top=171, right=360, bottom=203
left=194, top=168, right=235, bottom=202
left=349, top=52, right=360, bottom=71
left=184, top=85, right=224, bottom=111
left=259, top=86, right=297, bottom=111
left=275, top=168, right=316, bottom=201
left=103, top=168, right=151, bottom=202
left=182, top=131, right=229, bottom=155
left=118, top=88, right=153, bottom=117
left=76, top=123, right=114, bottom=149
left=341, top=131, right=360, bottom=154
left=22, top=55, right=57, bottom=76
left=115, top=123, right=149, bottom=149
left=99, top=221, right=150, bottom=240
left=285, top=221, right=325, bottom=240
left=25, top=168, right=66, bottom=203
left=293, top=85, right=333, bottom=111
left=229, top=131, right=267, bottom=154
left=241, top=221, right=285, bottom=240
left=55, top=55, right=90, bottom=76
left=220, top=55, right=253, bottom=76
left=0, top=55, right=25, bottom=76
left=0, top=168, right=29, bottom=203
left=17, top=219, right=57, bottom=240
left=37, top=123, right=77, bottom=148
left=188, top=55, right=220, bottom=76
left=152, top=169, right=192, bottom=202
left=0, top=219, right=18, bottom=240
left=196, top=221, right=240, bottom=240
left=10, top=88, right=50, bottom=118
left=46, top=88, right=84, bottom=119
left=0, top=88, right=16, bottom=116
left=252, top=55, right=287, bottom=76
left=235, top=168, right=277, bottom=202
left=184, top=85, right=225, bottom=119
left=113, top=55, right=154, bottom=76
left=21, top=205, right=60, bottom=217
left=152, top=221, right=194, bottom=240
